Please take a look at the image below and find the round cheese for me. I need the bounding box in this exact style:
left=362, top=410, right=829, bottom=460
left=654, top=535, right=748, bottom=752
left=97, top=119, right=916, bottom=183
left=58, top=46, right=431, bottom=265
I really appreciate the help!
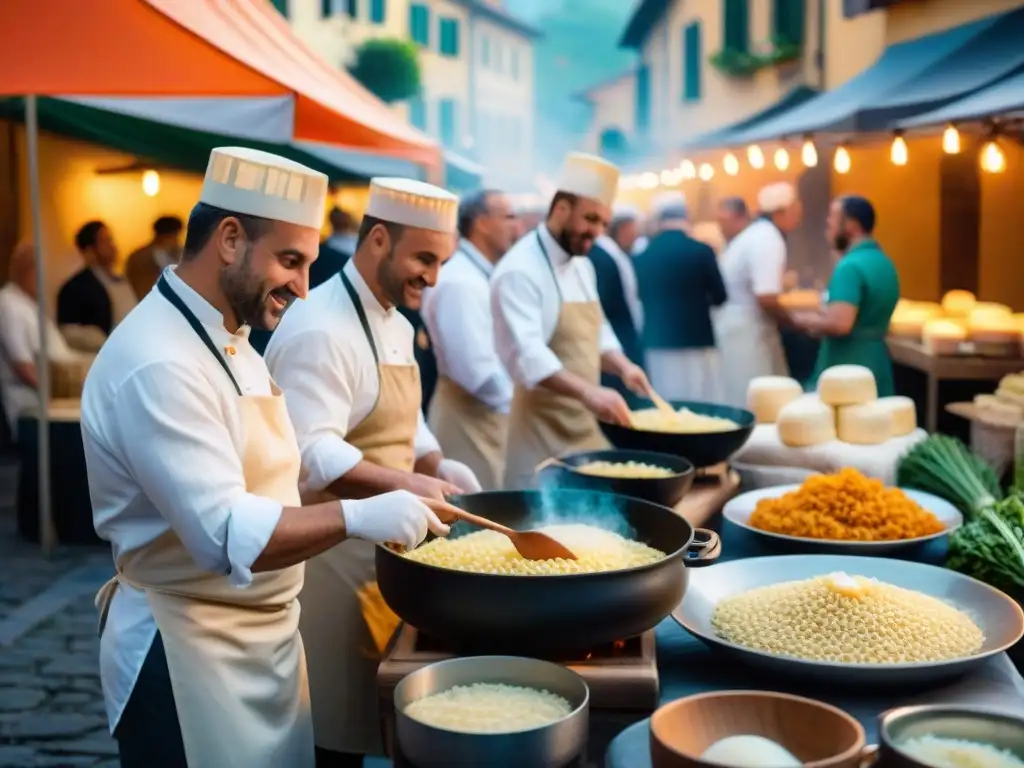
left=876, top=395, right=917, bottom=437
left=836, top=401, right=893, bottom=445
left=747, top=376, right=803, bottom=424
left=816, top=365, right=877, bottom=406
left=922, top=318, right=967, bottom=355
left=941, top=289, right=977, bottom=317
left=776, top=397, right=836, bottom=448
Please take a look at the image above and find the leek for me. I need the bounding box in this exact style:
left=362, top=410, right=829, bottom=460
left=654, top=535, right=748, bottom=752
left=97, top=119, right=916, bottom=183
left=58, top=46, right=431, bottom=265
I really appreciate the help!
left=896, top=435, right=1002, bottom=517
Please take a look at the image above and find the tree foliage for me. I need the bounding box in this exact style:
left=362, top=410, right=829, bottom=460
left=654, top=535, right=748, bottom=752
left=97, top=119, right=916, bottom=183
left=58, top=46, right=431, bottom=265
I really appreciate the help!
left=349, top=38, right=422, bottom=104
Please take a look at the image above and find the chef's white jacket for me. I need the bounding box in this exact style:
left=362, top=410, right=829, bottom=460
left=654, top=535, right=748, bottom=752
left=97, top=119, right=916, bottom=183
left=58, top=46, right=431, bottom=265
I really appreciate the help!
left=420, top=240, right=513, bottom=414
left=264, top=260, right=441, bottom=492
left=81, top=267, right=284, bottom=732
left=491, top=225, right=621, bottom=390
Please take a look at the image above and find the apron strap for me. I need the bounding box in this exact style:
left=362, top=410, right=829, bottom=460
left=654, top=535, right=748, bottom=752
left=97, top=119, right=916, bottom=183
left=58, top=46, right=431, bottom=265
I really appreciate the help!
left=535, top=228, right=594, bottom=304
left=157, top=275, right=242, bottom=396
left=339, top=270, right=380, bottom=367
left=456, top=247, right=491, bottom=280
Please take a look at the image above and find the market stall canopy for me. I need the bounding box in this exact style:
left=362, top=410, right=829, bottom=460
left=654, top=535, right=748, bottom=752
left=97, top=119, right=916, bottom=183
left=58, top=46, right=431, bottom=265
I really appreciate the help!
left=896, top=69, right=1024, bottom=129
left=444, top=151, right=486, bottom=192
left=680, top=86, right=819, bottom=150
left=0, top=0, right=439, bottom=164
left=726, top=7, right=1024, bottom=144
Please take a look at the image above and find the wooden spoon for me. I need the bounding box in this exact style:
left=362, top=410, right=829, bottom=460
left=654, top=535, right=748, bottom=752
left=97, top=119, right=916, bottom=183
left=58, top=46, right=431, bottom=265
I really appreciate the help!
left=647, top=387, right=677, bottom=416
left=419, top=497, right=579, bottom=561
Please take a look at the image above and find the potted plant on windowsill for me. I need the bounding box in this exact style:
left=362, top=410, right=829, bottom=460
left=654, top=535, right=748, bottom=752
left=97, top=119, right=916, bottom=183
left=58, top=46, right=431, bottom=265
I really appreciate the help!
left=709, top=38, right=803, bottom=79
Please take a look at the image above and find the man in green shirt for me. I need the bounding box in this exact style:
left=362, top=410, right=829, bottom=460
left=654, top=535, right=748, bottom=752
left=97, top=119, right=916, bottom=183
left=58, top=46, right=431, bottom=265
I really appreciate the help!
left=795, top=196, right=900, bottom=396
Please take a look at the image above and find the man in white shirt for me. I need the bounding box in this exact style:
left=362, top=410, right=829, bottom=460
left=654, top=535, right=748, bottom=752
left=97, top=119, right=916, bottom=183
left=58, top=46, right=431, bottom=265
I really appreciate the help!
left=715, top=182, right=801, bottom=406
left=81, top=148, right=449, bottom=768
left=265, top=177, right=481, bottom=765
left=492, top=152, right=651, bottom=490
left=422, top=188, right=518, bottom=490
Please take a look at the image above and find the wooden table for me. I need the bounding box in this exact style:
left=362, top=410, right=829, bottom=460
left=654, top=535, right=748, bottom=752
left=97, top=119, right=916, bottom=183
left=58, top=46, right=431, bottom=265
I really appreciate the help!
left=887, top=337, right=1024, bottom=433
left=673, top=465, right=740, bottom=527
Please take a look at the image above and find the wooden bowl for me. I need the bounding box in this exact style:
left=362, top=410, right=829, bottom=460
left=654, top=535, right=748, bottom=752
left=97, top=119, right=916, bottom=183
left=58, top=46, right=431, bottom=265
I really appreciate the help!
left=650, top=691, right=866, bottom=768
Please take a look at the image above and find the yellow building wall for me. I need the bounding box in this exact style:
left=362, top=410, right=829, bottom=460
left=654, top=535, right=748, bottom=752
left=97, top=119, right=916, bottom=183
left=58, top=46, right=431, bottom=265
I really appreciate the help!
left=823, top=0, right=886, bottom=88
left=580, top=74, right=636, bottom=155
left=883, top=0, right=1024, bottom=43
left=979, top=141, right=1024, bottom=310
left=418, top=0, right=471, bottom=145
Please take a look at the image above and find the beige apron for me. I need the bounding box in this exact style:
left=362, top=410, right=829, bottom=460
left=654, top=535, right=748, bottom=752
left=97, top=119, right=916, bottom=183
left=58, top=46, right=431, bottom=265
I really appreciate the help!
left=504, top=231, right=609, bottom=491
left=428, top=376, right=508, bottom=490
left=299, top=270, right=419, bottom=755
left=95, top=275, right=313, bottom=768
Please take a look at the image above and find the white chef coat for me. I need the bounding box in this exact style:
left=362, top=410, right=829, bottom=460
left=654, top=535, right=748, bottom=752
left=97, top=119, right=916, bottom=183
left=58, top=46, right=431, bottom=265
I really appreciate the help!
left=91, top=266, right=139, bottom=326
left=421, top=240, right=513, bottom=413
left=81, top=267, right=283, bottom=733
left=717, top=218, right=786, bottom=309
left=492, top=226, right=621, bottom=389
left=595, top=234, right=644, bottom=332
left=0, top=282, right=78, bottom=434
left=264, top=259, right=441, bottom=492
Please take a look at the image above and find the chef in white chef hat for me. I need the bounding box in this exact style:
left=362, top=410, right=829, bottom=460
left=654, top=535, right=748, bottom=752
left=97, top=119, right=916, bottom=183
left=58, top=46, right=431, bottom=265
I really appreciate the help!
left=757, top=181, right=803, bottom=235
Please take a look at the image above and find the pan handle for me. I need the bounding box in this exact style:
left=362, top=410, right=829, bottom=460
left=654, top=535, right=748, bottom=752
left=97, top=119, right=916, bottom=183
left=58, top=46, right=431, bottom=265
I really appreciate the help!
left=684, top=528, right=721, bottom=567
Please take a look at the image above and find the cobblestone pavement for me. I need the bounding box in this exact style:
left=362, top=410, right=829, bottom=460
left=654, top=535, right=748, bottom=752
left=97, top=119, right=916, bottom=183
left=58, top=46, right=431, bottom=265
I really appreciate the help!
left=0, top=458, right=118, bottom=768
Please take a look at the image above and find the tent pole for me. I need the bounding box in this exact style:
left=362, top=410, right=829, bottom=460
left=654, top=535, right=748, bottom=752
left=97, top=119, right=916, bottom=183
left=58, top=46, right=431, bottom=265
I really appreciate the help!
left=25, top=94, right=55, bottom=556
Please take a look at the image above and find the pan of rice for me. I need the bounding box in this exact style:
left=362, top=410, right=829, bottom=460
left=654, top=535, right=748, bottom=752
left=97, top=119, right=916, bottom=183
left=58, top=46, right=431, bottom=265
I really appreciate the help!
left=671, top=554, right=1024, bottom=686
left=878, top=705, right=1024, bottom=768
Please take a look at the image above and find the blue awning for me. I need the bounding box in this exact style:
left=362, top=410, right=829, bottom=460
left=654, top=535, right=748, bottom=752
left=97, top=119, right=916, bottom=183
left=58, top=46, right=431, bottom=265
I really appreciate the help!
left=897, top=69, right=1024, bottom=128
left=444, top=150, right=485, bottom=192
left=728, top=9, right=1024, bottom=143
left=298, top=140, right=424, bottom=179
left=681, top=86, right=819, bottom=149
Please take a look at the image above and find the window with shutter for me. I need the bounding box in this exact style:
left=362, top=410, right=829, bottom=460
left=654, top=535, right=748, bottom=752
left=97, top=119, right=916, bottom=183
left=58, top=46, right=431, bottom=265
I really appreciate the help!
left=319, top=0, right=332, bottom=18
left=773, top=0, right=805, bottom=45
left=410, top=4, right=430, bottom=46
left=409, top=96, right=427, bottom=131
left=635, top=64, right=650, bottom=135
left=440, top=18, right=460, bottom=57
left=723, top=0, right=749, bottom=52
left=345, top=0, right=357, bottom=18
left=439, top=99, right=458, bottom=147
left=682, top=22, right=702, bottom=102
left=370, top=0, right=385, bottom=24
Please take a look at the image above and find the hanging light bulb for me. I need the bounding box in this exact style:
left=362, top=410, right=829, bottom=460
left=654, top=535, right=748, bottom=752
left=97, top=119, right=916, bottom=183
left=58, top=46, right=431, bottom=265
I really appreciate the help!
left=680, top=160, right=697, bottom=180
left=801, top=137, right=818, bottom=167
left=660, top=169, right=675, bottom=186
left=747, top=145, right=765, bottom=169
left=833, top=146, right=851, bottom=174
left=942, top=125, right=961, bottom=155
left=774, top=147, right=790, bottom=171
left=141, top=169, right=161, bottom=197
left=890, top=132, right=908, bottom=166
left=723, top=152, right=740, bottom=176
left=980, top=140, right=1006, bottom=173
left=698, top=162, right=715, bottom=181
left=640, top=172, right=659, bottom=189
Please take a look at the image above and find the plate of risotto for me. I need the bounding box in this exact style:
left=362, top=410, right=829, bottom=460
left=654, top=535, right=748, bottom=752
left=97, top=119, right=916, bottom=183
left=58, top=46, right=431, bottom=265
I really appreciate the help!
left=672, top=555, right=1024, bottom=685
left=723, top=468, right=963, bottom=553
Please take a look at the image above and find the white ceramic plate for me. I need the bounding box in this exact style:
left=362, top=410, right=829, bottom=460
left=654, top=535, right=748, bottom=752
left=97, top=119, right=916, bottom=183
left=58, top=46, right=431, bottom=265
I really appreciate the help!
left=723, top=484, right=963, bottom=554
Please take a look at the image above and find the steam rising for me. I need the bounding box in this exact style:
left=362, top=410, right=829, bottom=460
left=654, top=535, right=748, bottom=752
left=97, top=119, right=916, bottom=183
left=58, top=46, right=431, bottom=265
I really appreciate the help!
left=530, top=474, right=637, bottom=540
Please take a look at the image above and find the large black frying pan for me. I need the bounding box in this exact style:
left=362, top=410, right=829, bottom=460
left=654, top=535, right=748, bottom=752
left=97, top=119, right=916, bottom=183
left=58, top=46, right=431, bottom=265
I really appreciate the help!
left=600, top=399, right=756, bottom=469
left=375, top=489, right=720, bottom=652
left=536, top=449, right=695, bottom=509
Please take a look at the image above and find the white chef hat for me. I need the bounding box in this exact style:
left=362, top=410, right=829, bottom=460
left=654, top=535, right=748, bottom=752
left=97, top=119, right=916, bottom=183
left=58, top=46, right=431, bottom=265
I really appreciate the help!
left=365, top=177, right=459, bottom=233
left=651, top=190, right=688, bottom=219
left=758, top=182, right=797, bottom=214
left=200, top=147, right=328, bottom=230
left=556, top=152, right=620, bottom=208
left=612, top=202, right=640, bottom=221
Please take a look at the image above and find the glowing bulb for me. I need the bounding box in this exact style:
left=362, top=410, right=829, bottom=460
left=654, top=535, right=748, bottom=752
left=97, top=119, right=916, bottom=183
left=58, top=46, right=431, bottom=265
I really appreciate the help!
left=723, top=153, right=740, bottom=176
left=980, top=140, right=1006, bottom=174
left=747, top=145, right=765, bottom=169
left=801, top=139, right=818, bottom=167
left=942, top=125, right=961, bottom=155
left=640, top=172, right=659, bottom=189
left=890, top=134, right=908, bottom=166
left=660, top=169, right=675, bottom=185
left=680, top=160, right=697, bottom=180
left=774, top=147, right=790, bottom=171
left=833, top=147, right=851, bottom=174
left=698, top=162, right=715, bottom=181
left=142, top=170, right=160, bottom=197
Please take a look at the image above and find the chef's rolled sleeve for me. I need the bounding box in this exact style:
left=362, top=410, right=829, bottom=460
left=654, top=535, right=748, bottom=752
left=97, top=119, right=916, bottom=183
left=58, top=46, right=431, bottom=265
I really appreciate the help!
left=109, top=363, right=282, bottom=588
left=267, top=329, right=364, bottom=491
left=492, top=271, right=563, bottom=389
left=598, top=319, right=622, bottom=355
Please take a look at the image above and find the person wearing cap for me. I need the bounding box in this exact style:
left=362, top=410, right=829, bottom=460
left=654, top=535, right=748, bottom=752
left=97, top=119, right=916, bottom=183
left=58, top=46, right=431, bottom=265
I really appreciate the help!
left=264, top=177, right=480, bottom=765
left=792, top=196, right=899, bottom=396
left=81, top=148, right=450, bottom=768
left=422, top=189, right=518, bottom=490
left=588, top=203, right=645, bottom=398
left=492, top=152, right=652, bottom=491
left=714, top=182, right=801, bottom=407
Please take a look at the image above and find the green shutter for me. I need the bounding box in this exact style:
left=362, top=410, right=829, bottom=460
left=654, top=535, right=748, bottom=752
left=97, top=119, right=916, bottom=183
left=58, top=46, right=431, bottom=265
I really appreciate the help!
left=723, top=0, right=749, bottom=52
left=270, top=0, right=288, bottom=17
left=773, top=0, right=805, bottom=45
left=410, top=4, right=430, bottom=45
left=345, top=0, right=357, bottom=18
left=370, top=0, right=385, bottom=24
left=635, top=64, right=650, bottom=134
left=320, top=0, right=331, bottom=18
left=683, top=22, right=702, bottom=102
left=439, top=99, right=457, bottom=147
left=409, top=96, right=427, bottom=130
left=440, top=18, right=460, bottom=57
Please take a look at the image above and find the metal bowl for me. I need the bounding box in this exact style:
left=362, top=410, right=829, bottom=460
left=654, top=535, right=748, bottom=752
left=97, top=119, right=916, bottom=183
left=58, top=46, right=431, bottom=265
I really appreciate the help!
left=723, top=486, right=963, bottom=555
left=877, top=705, right=1024, bottom=768
left=672, top=555, right=1024, bottom=686
left=537, top=449, right=695, bottom=508
left=394, top=656, right=590, bottom=768
left=599, top=400, right=755, bottom=469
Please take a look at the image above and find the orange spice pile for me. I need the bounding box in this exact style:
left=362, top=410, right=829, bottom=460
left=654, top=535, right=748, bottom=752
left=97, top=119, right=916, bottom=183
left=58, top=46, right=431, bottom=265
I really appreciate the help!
left=749, top=468, right=945, bottom=541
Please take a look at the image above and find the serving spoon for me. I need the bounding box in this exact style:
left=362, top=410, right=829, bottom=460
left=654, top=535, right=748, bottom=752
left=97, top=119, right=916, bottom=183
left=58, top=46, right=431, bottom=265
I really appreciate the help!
left=419, top=497, right=579, bottom=561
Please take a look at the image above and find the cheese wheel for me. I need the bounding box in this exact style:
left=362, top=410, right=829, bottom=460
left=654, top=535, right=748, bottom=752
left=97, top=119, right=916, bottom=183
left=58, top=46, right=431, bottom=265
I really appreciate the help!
left=922, top=318, right=967, bottom=355
left=975, top=394, right=1024, bottom=421
left=776, top=397, right=836, bottom=448
left=816, top=365, right=877, bottom=406
left=876, top=396, right=916, bottom=437
left=836, top=401, right=893, bottom=445
left=747, top=376, right=803, bottom=424
left=941, top=289, right=977, bottom=317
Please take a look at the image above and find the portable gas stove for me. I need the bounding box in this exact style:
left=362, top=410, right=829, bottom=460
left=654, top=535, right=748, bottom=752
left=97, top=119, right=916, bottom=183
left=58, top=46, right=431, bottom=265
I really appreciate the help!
left=377, top=624, right=659, bottom=767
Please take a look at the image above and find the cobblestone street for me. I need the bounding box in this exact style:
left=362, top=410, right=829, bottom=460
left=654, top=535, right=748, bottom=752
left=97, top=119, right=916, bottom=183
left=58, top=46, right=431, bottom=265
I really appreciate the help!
left=0, top=458, right=118, bottom=768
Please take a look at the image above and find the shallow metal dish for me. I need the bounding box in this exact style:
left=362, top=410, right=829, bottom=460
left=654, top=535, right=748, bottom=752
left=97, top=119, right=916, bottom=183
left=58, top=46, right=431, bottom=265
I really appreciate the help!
left=394, top=656, right=589, bottom=768
left=672, top=554, right=1024, bottom=686
left=537, top=449, right=695, bottom=508
left=877, top=705, right=1024, bottom=768
left=723, top=485, right=963, bottom=554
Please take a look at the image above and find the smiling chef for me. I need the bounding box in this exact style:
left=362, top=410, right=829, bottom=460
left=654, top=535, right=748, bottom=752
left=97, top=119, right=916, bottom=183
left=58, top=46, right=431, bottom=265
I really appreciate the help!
left=265, top=177, right=482, bottom=766
left=492, top=152, right=653, bottom=491
left=81, top=147, right=450, bottom=768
